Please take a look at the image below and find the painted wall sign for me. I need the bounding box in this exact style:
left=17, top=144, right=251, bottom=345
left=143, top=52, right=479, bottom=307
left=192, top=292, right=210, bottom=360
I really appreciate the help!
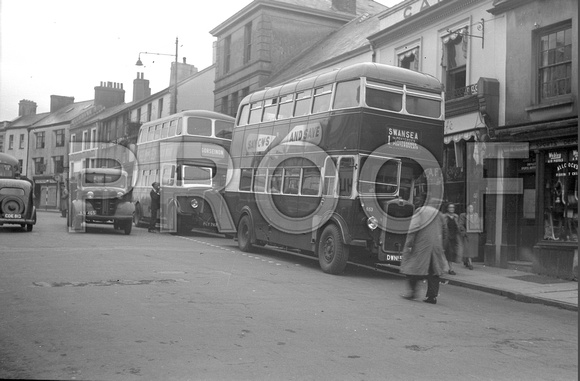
left=383, top=0, right=445, bottom=26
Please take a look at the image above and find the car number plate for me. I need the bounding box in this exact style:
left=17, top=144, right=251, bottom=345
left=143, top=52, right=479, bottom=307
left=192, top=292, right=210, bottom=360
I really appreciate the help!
left=4, top=213, right=22, bottom=219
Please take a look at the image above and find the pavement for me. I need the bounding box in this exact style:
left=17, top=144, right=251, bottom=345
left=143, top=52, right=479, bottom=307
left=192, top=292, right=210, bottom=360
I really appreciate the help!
left=438, top=262, right=578, bottom=312
left=39, top=209, right=579, bottom=312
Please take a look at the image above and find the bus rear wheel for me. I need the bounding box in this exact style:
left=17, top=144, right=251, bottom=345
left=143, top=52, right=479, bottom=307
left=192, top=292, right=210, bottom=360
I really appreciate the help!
left=317, top=224, right=349, bottom=275
left=237, top=215, right=254, bottom=252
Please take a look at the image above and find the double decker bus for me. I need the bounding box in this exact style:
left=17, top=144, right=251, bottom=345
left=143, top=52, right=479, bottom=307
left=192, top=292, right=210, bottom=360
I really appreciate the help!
left=132, top=110, right=236, bottom=235
left=224, top=62, right=445, bottom=274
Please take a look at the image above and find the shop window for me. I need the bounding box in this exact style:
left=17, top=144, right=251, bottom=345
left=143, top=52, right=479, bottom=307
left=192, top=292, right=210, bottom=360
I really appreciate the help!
left=543, top=148, right=578, bottom=242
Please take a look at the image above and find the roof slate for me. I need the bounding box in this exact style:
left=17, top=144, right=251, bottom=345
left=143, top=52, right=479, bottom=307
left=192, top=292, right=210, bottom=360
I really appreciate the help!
left=273, top=0, right=387, bottom=16
left=267, top=12, right=382, bottom=86
left=7, top=112, right=51, bottom=129
left=32, top=100, right=95, bottom=127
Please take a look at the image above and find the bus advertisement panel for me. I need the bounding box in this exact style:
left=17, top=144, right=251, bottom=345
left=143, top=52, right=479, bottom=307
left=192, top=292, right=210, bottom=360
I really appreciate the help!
left=132, top=110, right=235, bottom=235
left=224, top=63, right=445, bottom=274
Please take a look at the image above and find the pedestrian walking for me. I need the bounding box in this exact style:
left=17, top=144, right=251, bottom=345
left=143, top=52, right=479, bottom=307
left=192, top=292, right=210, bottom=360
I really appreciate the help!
left=459, top=204, right=480, bottom=270
left=149, top=182, right=160, bottom=233
left=400, top=200, right=449, bottom=304
left=444, top=203, right=459, bottom=275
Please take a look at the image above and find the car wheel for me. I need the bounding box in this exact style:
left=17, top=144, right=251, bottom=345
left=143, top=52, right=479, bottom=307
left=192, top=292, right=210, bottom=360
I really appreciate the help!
left=123, top=221, right=132, bottom=235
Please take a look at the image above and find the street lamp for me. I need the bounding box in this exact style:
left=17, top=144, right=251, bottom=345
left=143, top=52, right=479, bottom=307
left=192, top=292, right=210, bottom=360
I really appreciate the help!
left=135, top=37, right=179, bottom=114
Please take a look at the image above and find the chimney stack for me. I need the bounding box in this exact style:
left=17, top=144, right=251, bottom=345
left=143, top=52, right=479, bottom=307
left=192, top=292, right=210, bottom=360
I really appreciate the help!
left=50, top=95, right=75, bottom=112
left=94, top=81, right=125, bottom=108
left=18, top=99, right=37, bottom=116
left=132, top=72, right=151, bottom=102
left=170, top=59, right=198, bottom=86
left=332, top=0, right=356, bottom=14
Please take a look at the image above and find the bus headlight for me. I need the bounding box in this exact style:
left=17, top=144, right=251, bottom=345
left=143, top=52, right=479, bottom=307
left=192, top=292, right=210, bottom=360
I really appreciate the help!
left=367, top=216, right=378, bottom=231
left=87, top=191, right=94, bottom=199
left=190, top=199, right=199, bottom=209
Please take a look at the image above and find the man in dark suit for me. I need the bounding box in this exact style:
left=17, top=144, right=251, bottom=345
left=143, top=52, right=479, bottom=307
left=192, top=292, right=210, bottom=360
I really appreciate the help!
left=149, top=182, right=160, bottom=232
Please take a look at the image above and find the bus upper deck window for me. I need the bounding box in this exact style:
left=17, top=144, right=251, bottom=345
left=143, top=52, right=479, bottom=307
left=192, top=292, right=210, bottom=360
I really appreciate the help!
left=161, top=122, right=169, bottom=139
left=406, top=95, right=441, bottom=118
left=277, top=94, right=294, bottom=119
left=312, top=85, right=332, bottom=114
left=147, top=126, right=155, bottom=141
left=249, top=102, right=263, bottom=124
left=237, top=104, right=250, bottom=126
left=294, top=90, right=312, bottom=117
left=187, top=117, right=212, bottom=136
left=176, top=119, right=183, bottom=135
left=262, top=98, right=278, bottom=122
left=168, top=120, right=177, bottom=136
left=365, top=81, right=403, bottom=112
left=154, top=124, right=161, bottom=140
left=215, top=120, right=233, bottom=139
left=333, top=80, right=360, bottom=109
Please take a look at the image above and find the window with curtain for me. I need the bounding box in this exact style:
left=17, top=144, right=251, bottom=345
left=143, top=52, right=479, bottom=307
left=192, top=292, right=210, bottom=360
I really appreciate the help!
left=398, top=47, right=419, bottom=71
left=441, top=28, right=468, bottom=96
left=537, top=22, right=572, bottom=102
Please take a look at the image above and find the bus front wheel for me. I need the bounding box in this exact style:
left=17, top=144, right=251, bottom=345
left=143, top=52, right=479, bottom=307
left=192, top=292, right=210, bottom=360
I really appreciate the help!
left=237, top=215, right=254, bottom=252
left=134, top=204, right=144, bottom=227
left=317, top=224, right=349, bottom=275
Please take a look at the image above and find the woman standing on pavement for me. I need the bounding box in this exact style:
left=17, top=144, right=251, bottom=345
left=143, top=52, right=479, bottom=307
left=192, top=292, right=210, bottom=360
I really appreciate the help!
left=444, top=203, right=459, bottom=275
left=459, top=204, right=480, bottom=270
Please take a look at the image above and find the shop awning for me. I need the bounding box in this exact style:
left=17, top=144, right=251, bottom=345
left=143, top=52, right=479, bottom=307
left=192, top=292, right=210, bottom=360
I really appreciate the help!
left=444, top=111, right=486, bottom=144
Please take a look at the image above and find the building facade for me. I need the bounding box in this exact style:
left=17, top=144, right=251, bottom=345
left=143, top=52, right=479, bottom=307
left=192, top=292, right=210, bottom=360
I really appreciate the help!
left=488, top=0, right=577, bottom=278
left=210, top=0, right=387, bottom=118
left=212, top=0, right=577, bottom=278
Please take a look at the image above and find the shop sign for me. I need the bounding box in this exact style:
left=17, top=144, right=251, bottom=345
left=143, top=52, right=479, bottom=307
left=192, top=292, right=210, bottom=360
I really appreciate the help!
left=546, top=150, right=565, bottom=164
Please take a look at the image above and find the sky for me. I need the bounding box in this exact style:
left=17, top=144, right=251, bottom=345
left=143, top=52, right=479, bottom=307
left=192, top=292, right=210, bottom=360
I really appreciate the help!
left=0, top=0, right=402, bottom=121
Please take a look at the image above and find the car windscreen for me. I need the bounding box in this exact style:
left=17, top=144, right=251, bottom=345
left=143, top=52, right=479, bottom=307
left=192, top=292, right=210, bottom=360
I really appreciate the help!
left=0, top=163, right=15, bottom=178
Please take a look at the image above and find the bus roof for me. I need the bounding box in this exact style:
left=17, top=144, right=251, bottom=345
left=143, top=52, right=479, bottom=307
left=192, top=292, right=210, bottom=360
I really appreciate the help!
left=140, top=110, right=235, bottom=127
left=243, top=62, right=443, bottom=105
left=0, top=152, right=18, bottom=166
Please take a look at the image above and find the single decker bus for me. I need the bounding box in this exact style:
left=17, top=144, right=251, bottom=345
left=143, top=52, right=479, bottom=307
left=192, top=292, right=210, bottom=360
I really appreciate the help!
left=224, top=62, right=445, bottom=274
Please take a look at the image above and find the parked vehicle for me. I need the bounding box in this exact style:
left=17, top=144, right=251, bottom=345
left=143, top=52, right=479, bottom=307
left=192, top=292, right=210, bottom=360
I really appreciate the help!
left=68, top=168, right=134, bottom=234
left=224, top=63, right=445, bottom=274
left=132, top=110, right=235, bottom=235
left=0, top=152, right=37, bottom=231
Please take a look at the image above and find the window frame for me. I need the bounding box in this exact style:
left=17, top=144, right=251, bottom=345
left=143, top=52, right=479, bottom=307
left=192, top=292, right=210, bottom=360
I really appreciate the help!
left=535, top=21, right=573, bottom=104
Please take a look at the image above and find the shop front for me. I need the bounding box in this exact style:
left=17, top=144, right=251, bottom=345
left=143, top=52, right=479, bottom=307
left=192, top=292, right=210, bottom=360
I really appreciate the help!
left=492, top=118, right=577, bottom=279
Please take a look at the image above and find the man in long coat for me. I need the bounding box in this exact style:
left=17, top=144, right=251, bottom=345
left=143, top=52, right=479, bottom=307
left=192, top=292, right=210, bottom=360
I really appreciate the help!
left=400, top=203, right=449, bottom=304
